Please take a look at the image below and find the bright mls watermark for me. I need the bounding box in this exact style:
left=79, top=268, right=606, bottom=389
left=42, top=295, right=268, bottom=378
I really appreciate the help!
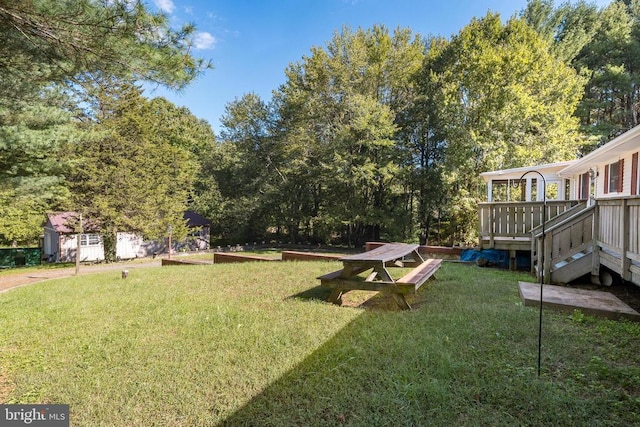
left=1, top=405, right=69, bottom=426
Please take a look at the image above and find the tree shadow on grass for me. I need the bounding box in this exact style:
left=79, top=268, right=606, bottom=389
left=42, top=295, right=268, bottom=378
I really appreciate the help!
left=289, top=285, right=333, bottom=302
left=218, top=309, right=424, bottom=426
left=289, top=284, right=431, bottom=311
left=217, top=288, right=440, bottom=426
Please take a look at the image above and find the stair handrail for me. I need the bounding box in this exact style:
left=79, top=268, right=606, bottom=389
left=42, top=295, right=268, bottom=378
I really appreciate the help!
left=531, top=205, right=596, bottom=239
left=531, top=202, right=591, bottom=239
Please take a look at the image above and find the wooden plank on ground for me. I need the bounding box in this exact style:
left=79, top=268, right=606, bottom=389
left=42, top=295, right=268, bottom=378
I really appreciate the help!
left=518, top=281, right=640, bottom=321
left=162, top=258, right=211, bottom=266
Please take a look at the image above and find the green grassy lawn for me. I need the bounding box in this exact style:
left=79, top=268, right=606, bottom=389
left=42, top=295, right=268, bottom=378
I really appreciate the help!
left=1, top=262, right=639, bottom=426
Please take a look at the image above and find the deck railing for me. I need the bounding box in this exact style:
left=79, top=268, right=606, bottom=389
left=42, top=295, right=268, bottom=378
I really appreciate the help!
left=478, top=201, right=580, bottom=248
left=597, top=197, right=640, bottom=283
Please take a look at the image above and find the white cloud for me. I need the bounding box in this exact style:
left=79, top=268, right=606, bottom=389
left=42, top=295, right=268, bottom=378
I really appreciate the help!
left=154, top=0, right=175, bottom=14
left=192, top=32, right=216, bottom=50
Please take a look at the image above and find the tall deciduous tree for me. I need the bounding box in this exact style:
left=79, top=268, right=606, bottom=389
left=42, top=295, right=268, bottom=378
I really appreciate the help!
left=275, top=25, right=424, bottom=246
left=214, top=93, right=280, bottom=243
left=403, top=36, right=449, bottom=245
left=424, top=13, right=585, bottom=243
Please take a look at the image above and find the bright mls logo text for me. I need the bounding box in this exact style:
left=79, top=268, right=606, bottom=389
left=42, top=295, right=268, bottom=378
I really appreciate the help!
left=1, top=405, right=69, bottom=426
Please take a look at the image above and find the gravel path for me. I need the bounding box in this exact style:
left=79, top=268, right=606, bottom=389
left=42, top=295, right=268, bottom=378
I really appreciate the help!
left=0, top=261, right=162, bottom=293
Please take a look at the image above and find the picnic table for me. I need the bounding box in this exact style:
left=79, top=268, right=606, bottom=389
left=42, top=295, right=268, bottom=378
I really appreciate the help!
left=318, top=242, right=442, bottom=310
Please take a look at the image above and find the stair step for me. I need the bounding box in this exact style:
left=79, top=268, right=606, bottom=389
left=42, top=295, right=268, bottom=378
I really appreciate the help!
left=554, top=251, right=588, bottom=269
left=571, top=252, right=586, bottom=260
left=551, top=250, right=593, bottom=284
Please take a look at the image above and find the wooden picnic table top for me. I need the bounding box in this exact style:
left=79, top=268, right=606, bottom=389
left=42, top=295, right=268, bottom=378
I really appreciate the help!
left=340, top=242, right=420, bottom=264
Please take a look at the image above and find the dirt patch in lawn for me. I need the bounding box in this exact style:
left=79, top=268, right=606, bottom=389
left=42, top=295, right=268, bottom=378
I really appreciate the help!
left=0, top=371, right=15, bottom=403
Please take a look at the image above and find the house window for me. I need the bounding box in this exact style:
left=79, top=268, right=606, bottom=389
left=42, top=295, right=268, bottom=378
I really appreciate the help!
left=605, top=159, right=624, bottom=194
left=579, top=172, right=590, bottom=200
left=80, top=234, right=100, bottom=246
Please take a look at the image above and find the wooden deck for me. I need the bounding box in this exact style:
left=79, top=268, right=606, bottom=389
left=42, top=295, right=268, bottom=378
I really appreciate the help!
left=596, top=198, right=640, bottom=285
left=478, top=200, right=580, bottom=250
left=479, top=197, right=640, bottom=287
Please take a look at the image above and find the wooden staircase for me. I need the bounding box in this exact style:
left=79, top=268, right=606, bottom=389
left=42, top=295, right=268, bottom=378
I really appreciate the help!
left=549, top=246, right=594, bottom=284
left=532, top=203, right=597, bottom=285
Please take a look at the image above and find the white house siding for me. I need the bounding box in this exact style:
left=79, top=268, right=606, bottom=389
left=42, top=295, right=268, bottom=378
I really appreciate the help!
left=593, top=151, right=637, bottom=199
left=559, top=124, right=640, bottom=200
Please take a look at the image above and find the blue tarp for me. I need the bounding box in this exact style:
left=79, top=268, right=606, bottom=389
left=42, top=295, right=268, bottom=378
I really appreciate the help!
left=461, top=248, right=530, bottom=270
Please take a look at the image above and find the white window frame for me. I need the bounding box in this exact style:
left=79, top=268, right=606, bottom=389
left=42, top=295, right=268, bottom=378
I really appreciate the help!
left=80, top=233, right=101, bottom=246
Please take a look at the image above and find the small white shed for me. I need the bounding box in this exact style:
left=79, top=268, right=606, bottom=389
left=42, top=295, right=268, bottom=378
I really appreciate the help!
left=43, top=211, right=212, bottom=262
left=43, top=212, right=106, bottom=262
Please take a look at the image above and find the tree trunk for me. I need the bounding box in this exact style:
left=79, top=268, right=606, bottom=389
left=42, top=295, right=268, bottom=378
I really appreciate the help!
left=102, top=227, right=117, bottom=263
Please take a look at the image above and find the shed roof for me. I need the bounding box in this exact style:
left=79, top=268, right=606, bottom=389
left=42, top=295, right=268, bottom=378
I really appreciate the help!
left=46, top=212, right=100, bottom=234
left=184, top=211, right=211, bottom=227
left=47, top=211, right=210, bottom=234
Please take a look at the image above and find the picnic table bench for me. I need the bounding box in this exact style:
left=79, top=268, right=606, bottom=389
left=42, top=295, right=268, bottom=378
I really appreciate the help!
left=318, top=242, right=442, bottom=310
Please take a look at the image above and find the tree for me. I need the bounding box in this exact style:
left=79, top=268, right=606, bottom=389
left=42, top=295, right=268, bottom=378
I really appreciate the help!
left=522, top=0, right=600, bottom=63
left=67, top=83, right=203, bottom=260
left=0, top=0, right=209, bottom=107
left=423, top=14, right=586, bottom=243
left=523, top=0, right=640, bottom=147
left=571, top=0, right=640, bottom=143
left=213, top=93, right=280, bottom=244
left=0, top=101, right=74, bottom=245
left=274, top=26, right=424, bottom=246
left=0, top=0, right=211, bottom=248
left=403, top=36, right=449, bottom=245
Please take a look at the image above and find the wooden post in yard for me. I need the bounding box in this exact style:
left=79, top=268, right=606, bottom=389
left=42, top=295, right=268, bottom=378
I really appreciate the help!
left=167, top=225, right=173, bottom=260
left=75, top=213, right=82, bottom=275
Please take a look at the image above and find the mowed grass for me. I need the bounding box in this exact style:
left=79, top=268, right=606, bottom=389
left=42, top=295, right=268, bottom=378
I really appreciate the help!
left=1, top=261, right=640, bottom=426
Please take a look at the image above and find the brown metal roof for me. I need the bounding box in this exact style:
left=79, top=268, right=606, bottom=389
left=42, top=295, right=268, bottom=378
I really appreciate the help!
left=46, top=212, right=100, bottom=234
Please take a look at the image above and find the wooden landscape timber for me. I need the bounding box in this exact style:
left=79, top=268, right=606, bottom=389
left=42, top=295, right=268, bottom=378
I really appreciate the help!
left=213, top=252, right=277, bottom=264
left=161, top=258, right=211, bottom=266
left=281, top=251, right=343, bottom=262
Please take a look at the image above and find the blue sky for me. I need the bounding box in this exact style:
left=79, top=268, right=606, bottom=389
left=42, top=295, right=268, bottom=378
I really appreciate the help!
left=147, top=0, right=613, bottom=134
